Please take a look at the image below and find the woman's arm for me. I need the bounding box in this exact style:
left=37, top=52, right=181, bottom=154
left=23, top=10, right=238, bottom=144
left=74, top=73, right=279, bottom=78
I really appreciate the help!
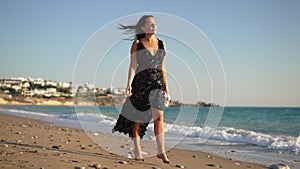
left=126, top=40, right=138, bottom=96
left=161, top=42, right=169, bottom=95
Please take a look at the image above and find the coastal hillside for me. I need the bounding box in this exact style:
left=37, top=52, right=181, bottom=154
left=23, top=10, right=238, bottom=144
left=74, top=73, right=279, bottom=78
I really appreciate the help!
left=0, top=93, right=218, bottom=107
left=0, top=77, right=219, bottom=107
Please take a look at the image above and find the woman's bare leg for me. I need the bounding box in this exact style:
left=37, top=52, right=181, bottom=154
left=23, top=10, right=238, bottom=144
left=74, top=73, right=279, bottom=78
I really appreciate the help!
left=152, top=108, right=169, bottom=163
left=132, top=122, right=143, bottom=159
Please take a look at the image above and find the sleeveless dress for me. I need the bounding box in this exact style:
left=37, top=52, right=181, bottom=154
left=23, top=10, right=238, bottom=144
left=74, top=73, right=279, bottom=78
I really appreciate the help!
left=112, top=38, right=166, bottom=139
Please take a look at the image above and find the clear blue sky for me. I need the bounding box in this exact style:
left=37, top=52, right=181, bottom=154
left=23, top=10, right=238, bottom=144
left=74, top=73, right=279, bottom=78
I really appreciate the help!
left=1, top=0, right=299, bottom=107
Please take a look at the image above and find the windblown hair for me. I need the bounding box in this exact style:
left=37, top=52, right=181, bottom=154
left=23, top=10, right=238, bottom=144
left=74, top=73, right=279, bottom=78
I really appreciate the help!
left=119, top=15, right=153, bottom=40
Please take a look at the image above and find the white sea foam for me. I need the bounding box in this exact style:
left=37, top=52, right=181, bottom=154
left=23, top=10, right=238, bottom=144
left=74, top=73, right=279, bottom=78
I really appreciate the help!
left=0, top=107, right=56, bottom=117
left=73, top=112, right=116, bottom=125
left=152, top=123, right=300, bottom=153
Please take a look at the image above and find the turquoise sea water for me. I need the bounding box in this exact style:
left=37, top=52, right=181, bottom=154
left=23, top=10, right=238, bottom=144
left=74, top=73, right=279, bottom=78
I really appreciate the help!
left=1, top=105, right=299, bottom=168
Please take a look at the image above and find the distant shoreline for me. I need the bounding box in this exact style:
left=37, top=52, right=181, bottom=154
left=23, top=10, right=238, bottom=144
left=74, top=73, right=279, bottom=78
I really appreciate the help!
left=0, top=94, right=219, bottom=107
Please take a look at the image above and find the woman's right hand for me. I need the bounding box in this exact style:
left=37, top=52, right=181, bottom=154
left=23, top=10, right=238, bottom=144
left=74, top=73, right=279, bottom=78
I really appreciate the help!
left=126, top=85, right=132, bottom=96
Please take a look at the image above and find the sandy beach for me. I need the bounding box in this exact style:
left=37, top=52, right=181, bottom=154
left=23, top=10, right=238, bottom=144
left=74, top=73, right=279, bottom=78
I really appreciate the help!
left=0, top=113, right=268, bottom=169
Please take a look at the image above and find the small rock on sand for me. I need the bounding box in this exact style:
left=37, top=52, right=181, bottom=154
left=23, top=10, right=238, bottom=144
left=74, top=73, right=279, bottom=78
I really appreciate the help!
left=124, top=153, right=133, bottom=159
left=52, top=145, right=60, bottom=149
left=74, top=166, right=85, bottom=169
left=268, top=164, right=290, bottom=169
left=207, top=163, right=222, bottom=168
left=152, top=167, right=162, bottom=169
left=141, top=151, right=148, bottom=155
left=91, top=163, right=101, bottom=169
left=205, top=155, right=215, bottom=159
left=175, top=164, right=185, bottom=168
left=0, top=144, right=8, bottom=148
left=21, top=124, right=28, bottom=128
left=118, top=160, right=127, bottom=164
left=192, top=155, right=199, bottom=159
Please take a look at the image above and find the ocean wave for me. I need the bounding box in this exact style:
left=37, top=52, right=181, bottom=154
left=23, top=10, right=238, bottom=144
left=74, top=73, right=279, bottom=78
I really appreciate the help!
left=160, top=123, right=300, bottom=153
left=72, top=112, right=116, bottom=125
left=0, top=107, right=56, bottom=117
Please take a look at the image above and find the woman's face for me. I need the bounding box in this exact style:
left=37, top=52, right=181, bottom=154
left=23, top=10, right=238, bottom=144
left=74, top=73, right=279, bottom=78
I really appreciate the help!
left=142, top=17, right=157, bottom=34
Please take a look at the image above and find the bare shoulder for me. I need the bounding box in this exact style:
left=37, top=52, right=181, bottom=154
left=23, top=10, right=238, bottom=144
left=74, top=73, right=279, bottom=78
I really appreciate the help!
left=132, top=39, right=140, bottom=46
left=131, top=39, right=139, bottom=53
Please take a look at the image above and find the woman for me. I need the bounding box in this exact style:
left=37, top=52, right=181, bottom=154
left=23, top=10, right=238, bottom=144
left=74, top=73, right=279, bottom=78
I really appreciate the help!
left=112, top=15, right=170, bottom=164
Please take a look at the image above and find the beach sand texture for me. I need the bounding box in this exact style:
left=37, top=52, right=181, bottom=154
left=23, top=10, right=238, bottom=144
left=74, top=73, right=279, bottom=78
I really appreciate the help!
left=0, top=113, right=267, bottom=169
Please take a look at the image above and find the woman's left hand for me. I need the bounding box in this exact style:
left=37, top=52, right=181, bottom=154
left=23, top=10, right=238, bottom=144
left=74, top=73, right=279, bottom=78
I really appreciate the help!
left=165, top=86, right=169, bottom=96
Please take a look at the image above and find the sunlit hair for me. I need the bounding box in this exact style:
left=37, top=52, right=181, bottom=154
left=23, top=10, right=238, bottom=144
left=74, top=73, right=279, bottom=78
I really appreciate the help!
left=119, top=15, right=153, bottom=40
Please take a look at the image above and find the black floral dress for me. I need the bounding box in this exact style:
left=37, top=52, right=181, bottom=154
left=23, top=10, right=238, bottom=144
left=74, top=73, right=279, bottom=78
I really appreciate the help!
left=112, top=38, right=166, bottom=139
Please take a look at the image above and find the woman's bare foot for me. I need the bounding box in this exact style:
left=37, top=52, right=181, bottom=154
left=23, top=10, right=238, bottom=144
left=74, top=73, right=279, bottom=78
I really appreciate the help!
left=134, top=154, right=144, bottom=161
left=134, top=157, right=144, bottom=161
left=133, top=149, right=144, bottom=161
left=156, top=153, right=170, bottom=164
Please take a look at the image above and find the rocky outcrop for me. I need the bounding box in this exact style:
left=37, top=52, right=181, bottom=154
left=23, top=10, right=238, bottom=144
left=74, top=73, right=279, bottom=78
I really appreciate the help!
left=169, top=100, right=219, bottom=107
left=268, top=164, right=290, bottom=169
